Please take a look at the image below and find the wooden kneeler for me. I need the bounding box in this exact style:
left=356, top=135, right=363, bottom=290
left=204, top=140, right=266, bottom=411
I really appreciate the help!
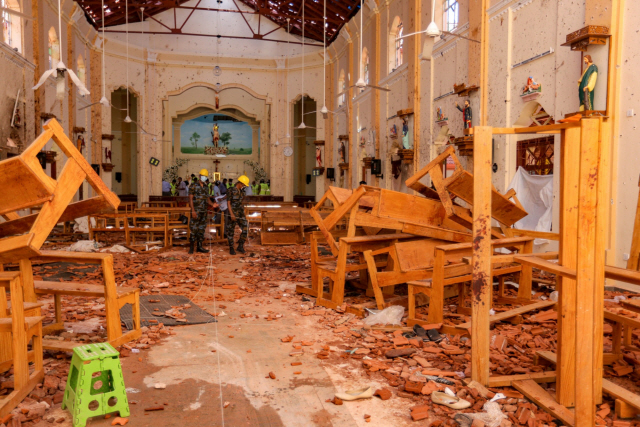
left=0, top=271, right=45, bottom=418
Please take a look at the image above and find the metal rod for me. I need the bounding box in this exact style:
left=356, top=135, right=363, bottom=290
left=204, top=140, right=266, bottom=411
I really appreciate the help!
left=512, top=48, right=554, bottom=69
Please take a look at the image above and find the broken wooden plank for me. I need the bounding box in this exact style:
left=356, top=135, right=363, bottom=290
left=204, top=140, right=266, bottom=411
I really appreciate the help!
left=456, top=300, right=556, bottom=330
left=512, top=379, right=575, bottom=426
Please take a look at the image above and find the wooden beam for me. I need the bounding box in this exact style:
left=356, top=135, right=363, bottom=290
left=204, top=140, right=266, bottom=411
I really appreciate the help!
left=512, top=380, right=575, bottom=426
left=488, top=371, right=557, bottom=388
left=471, top=126, right=492, bottom=386
left=574, top=118, right=601, bottom=425
left=478, top=0, right=489, bottom=126
left=556, top=125, right=580, bottom=407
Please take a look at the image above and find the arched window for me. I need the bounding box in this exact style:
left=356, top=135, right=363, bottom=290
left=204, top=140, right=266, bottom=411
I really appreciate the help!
left=362, top=48, right=369, bottom=85
left=337, top=69, right=345, bottom=107
left=1, top=0, right=22, bottom=52
left=395, top=24, right=404, bottom=69
left=443, top=0, right=458, bottom=32
left=48, top=27, right=59, bottom=69
left=77, top=55, right=86, bottom=85
left=388, top=16, right=403, bottom=73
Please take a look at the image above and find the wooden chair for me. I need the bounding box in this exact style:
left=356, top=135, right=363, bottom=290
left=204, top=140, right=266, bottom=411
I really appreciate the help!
left=0, top=271, right=45, bottom=418
left=405, top=146, right=528, bottom=232
left=0, top=119, right=120, bottom=262
left=29, top=251, right=141, bottom=350
left=126, top=213, right=171, bottom=248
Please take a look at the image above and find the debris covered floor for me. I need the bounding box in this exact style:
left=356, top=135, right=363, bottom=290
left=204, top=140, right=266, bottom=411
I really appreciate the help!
left=3, top=239, right=640, bottom=427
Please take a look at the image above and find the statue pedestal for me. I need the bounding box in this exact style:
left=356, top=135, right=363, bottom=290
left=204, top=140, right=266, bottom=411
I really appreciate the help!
left=205, top=147, right=228, bottom=155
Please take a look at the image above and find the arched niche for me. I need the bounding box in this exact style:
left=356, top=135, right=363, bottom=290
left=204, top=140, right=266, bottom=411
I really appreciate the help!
left=164, top=84, right=270, bottom=182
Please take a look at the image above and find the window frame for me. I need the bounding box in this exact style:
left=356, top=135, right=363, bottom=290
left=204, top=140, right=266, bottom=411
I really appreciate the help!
left=443, top=0, right=459, bottom=33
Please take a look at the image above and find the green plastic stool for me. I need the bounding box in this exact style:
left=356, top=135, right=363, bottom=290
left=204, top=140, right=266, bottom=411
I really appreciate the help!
left=62, top=343, right=130, bottom=427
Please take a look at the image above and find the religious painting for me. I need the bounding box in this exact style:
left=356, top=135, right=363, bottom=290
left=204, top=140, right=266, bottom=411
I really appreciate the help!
left=180, top=113, right=255, bottom=155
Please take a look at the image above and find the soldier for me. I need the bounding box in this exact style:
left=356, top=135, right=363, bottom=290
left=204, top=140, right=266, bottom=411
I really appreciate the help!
left=226, top=175, right=250, bottom=255
left=188, top=169, right=218, bottom=254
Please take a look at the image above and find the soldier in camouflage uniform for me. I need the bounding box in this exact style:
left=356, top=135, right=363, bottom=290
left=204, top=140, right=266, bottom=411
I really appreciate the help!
left=189, top=169, right=219, bottom=254
left=225, top=175, right=250, bottom=255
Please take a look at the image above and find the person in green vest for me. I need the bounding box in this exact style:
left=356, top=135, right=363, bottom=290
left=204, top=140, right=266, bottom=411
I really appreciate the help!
left=578, top=55, right=597, bottom=112
left=170, top=179, right=177, bottom=196
left=265, top=180, right=271, bottom=195
left=227, top=179, right=234, bottom=189
left=259, top=179, right=268, bottom=195
left=251, top=180, right=259, bottom=195
left=207, top=179, right=214, bottom=196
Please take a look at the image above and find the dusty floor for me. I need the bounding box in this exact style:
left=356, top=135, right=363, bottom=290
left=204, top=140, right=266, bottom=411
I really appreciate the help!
left=7, top=235, right=640, bottom=427
left=38, top=242, right=417, bottom=427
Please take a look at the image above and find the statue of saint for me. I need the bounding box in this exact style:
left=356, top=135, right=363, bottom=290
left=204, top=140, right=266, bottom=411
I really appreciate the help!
left=316, top=146, right=323, bottom=168
left=455, top=100, right=472, bottom=129
left=212, top=123, right=220, bottom=147
left=338, top=140, right=346, bottom=164
left=401, top=117, right=411, bottom=149
left=578, top=55, right=597, bottom=111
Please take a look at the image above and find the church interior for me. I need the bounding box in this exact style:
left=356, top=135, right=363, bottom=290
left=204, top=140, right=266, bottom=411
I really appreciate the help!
left=0, top=0, right=639, bottom=425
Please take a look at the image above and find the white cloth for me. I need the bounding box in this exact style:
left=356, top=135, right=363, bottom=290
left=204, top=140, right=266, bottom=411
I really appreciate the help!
left=506, top=167, right=554, bottom=244
left=213, top=185, right=228, bottom=211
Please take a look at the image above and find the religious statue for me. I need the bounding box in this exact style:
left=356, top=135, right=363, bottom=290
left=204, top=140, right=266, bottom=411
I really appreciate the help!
left=522, top=76, right=541, bottom=95
left=578, top=55, right=598, bottom=112
left=455, top=100, right=472, bottom=129
left=436, top=107, right=447, bottom=122
left=212, top=123, right=220, bottom=147
left=401, top=117, right=410, bottom=149
left=77, top=135, right=85, bottom=151
left=338, top=140, right=346, bottom=164
left=316, top=146, right=323, bottom=168
left=104, top=147, right=112, bottom=163
left=13, top=108, right=21, bottom=128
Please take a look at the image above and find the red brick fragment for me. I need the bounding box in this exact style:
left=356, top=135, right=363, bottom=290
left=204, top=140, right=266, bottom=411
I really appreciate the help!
left=374, top=388, right=392, bottom=400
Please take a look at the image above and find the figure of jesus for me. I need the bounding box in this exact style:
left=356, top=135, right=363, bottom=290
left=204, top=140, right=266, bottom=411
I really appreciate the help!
left=212, top=123, right=220, bottom=147
left=316, top=146, right=323, bottom=168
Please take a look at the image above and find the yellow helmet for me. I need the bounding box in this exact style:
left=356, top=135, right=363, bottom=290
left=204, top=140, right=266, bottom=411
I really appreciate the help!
left=237, top=175, right=250, bottom=187
left=199, top=169, right=209, bottom=177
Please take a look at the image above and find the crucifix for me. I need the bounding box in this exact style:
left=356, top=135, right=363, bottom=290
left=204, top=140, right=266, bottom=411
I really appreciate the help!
left=213, top=159, right=221, bottom=172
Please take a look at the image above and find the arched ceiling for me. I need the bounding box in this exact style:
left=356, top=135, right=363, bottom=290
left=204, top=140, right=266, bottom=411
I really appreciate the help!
left=77, top=0, right=362, bottom=45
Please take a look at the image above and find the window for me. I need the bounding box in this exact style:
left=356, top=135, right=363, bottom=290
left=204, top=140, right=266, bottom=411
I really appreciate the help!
left=77, top=55, right=86, bottom=93
left=443, top=0, right=458, bottom=32
left=337, top=69, right=345, bottom=107
left=388, top=16, right=402, bottom=73
left=48, top=27, right=59, bottom=69
left=1, top=0, right=22, bottom=52
left=517, top=137, right=554, bottom=175
left=395, top=23, right=403, bottom=69
left=362, top=48, right=369, bottom=85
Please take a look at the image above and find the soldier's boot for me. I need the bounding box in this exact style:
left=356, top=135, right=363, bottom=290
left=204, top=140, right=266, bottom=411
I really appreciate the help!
left=236, top=241, right=246, bottom=254
left=196, top=240, right=209, bottom=253
left=229, top=244, right=236, bottom=255
left=188, top=241, right=195, bottom=254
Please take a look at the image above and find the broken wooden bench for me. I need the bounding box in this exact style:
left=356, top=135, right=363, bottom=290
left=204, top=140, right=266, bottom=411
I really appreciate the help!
left=27, top=250, right=141, bottom=351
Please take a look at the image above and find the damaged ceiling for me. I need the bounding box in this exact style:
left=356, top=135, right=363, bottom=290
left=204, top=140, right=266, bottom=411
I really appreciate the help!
left=77, top=0, right=362, bottom=45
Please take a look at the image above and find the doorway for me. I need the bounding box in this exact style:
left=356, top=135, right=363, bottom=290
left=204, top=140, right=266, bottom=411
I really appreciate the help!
left=110, top=88, right=138, bottom=196
left=292, top=96, right=316, bottom=198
